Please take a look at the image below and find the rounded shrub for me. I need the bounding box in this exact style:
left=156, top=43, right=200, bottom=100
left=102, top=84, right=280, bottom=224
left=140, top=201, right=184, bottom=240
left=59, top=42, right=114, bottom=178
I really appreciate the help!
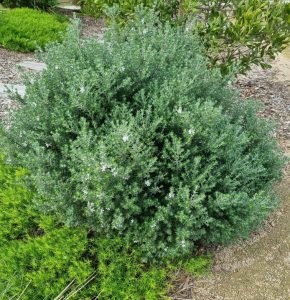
left=0, top=8, right=67, bottom=52
left=4, top=12, right=285, bottom=261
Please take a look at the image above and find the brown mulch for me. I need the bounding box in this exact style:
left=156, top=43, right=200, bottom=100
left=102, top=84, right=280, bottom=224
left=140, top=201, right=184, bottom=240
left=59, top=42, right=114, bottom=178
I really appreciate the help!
left=80, top=16, right=105, bottom=39
left=0, top=48, right=35, bottom=84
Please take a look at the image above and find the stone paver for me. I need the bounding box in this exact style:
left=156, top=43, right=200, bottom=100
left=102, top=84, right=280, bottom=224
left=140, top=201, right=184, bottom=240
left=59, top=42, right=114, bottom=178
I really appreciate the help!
left=18, top=61, right=46, bottom=72
left=57, top=4, right=81, bottom=11
left=0, top=83, right=26, bottom=97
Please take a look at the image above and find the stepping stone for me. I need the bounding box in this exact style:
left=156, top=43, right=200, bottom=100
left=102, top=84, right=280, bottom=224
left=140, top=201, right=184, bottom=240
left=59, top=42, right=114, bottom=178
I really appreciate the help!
left=18, top=61, right=46, bottom=72
left=57, top=4, right=81, bottom=12
left=0, top=83, right=26, bottom=97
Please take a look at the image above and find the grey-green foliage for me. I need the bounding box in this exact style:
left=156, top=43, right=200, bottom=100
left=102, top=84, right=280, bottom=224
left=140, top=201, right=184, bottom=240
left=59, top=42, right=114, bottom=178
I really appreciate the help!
left=4, top=12, right=285, bottom=261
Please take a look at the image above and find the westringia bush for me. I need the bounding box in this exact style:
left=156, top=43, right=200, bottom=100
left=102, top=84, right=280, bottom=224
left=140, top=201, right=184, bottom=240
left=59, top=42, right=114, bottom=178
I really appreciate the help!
left=0, top=8, right=67, bottom=52
left=4, top=12, right=285, bottom=261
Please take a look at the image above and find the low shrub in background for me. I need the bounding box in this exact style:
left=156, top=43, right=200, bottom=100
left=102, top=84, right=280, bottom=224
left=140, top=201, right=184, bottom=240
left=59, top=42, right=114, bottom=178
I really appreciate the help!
left=194, top=0, right=290, bottom=74
left=2, top=0, right=57, bottom=10
left=80, top=0, right=181, bottom=24
left=4, top=12, right=285, bottom=262
left=0, top=8, right=67, bottom=52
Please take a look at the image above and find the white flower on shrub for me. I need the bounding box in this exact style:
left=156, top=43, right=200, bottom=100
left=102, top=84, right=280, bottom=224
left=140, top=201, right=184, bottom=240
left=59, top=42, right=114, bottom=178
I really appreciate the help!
left=151, top=222, right=156, bottom=228
left=80, top=86, right=85, bottom=93
left=84, top=173, right=90, bottom=181
left=176, top=107, right=183, bottom=114
left=45, top=143, right=51, bottom=148
left=168, top=192, right=174, bottom=199
left=188, top=128, right=195, bottom=136
left=100, top=164, right=107, bottom=172
left=120, top=66, right=125, bottom=72
left=145, top=180, right=151, bottom=187
left=180, top=240, right=186, bottom=248
left=122, top=134, right=129, bottom=142
left=111, top=168, right=118, bottom=177
left=87, top=201, right=95, bottom=213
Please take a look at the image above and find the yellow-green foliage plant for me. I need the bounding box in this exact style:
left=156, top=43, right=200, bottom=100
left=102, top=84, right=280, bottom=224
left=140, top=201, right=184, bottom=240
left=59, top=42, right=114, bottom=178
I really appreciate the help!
left=0, top=8, right=67, bottom=52
left=0, top=155, right=97, bottom=299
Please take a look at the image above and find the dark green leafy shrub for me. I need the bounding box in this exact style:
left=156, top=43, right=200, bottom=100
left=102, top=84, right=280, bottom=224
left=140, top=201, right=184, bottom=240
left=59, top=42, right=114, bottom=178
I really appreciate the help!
left=0, top=8, right=67, bottom=52
left=286, top=3, right=290, bottom=24
left=2, top=0, right=57, bottom=10
left=4, top=13, right=285, bottom=261
left=192, top=0, right=290, bottom=74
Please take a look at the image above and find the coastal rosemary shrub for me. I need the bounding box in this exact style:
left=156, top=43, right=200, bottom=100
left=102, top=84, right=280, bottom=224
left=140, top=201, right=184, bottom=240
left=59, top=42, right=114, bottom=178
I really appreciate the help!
left=0, top=8, right=67, bottom=52
left=4, top=13, right=284, bottom=261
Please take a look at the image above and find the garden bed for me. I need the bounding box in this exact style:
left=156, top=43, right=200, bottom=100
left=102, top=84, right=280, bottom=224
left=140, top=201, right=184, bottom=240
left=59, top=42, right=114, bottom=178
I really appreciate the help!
left=0, top=4, right=290, bottom=299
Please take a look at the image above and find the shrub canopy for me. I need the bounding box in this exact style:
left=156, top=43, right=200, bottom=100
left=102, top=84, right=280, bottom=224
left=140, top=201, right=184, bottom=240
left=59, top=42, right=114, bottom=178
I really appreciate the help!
left=4, top=13, right=285, bottom=261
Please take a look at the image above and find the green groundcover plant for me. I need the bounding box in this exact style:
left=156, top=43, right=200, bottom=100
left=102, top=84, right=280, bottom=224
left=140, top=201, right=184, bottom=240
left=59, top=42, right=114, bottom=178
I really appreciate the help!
left=3, top=12, right=285, bottom=262
left=0, top=8, right=67, bottom=52
left=0, top=154, right=97, bottom=299
left=0, top=153, right=211, bottom=299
